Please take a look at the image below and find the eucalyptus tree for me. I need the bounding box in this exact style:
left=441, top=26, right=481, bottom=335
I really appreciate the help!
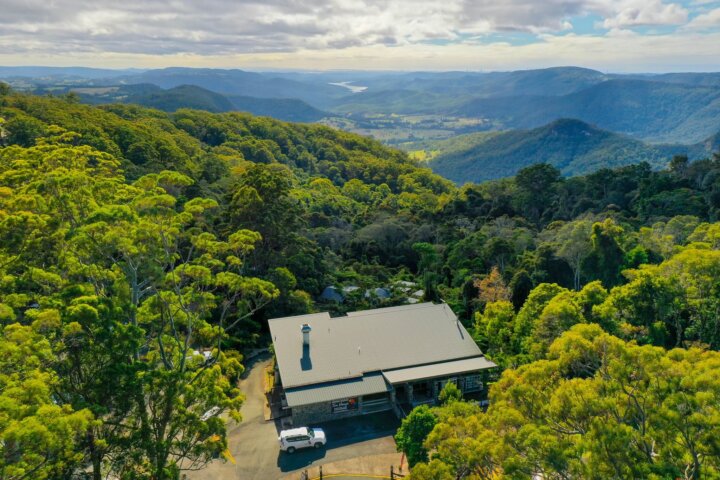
left=0, top=132, right=278, bottom=479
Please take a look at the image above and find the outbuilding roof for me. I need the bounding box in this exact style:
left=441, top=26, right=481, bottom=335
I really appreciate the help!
left=269, top=303, right=489, bottom=389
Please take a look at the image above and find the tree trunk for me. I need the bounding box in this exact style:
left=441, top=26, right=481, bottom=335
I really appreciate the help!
left=88, top=430, right=102, bottom=480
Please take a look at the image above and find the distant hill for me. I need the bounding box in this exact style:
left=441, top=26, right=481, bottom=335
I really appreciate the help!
left=431, top=66, right=608, bottom=98
left=125, top=85, right=235, bottom=113
left=330, top=67, right=609, bottom=114
left=330, top=89, right=462, bottom=114
left=119, top=68, right=347, bottom=108
left=226, top=95, right=327, bottom=122
left=8, top=66, right=720, bottom=145
left=624, top=72, right=720, bottom=88
left=0, top=66, right=140, bottom=80
left=66, top=84, right=234, bottom=113
left=429, top=119, right=713, bottom=184
left=355, top=67, right=608, bottom=97
left=454, top=80, right=720, bottom=144
left=65, top=84, right=328, bottom=122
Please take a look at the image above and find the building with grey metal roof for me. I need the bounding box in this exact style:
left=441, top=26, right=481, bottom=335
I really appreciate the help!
left=269, top=303, right=497, bottom=426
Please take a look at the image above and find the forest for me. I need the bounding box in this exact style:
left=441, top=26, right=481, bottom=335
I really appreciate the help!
left=2, top=84, right=720, bottom=479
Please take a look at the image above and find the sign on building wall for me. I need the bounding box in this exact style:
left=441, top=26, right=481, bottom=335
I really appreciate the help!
left=331, top=397, right=358, bottom=413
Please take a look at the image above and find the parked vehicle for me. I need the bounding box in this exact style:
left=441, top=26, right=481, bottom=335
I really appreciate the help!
left=278, top=427, right=326, bottom=453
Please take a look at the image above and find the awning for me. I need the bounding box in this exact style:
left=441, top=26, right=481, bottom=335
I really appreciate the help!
left=382, top=356, right=496, bottom=385
left=284, top=372, right=390, bottom=408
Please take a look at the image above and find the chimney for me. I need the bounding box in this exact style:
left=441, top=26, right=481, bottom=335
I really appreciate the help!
left=301, top=323, right=312, bottom=346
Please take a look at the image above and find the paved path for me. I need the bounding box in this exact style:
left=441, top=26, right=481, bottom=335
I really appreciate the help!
left=305, top=477, right=391, bottom=480
left=280, top=452, right=405, bottom=480
left=187, top=354, right=398, bottom=480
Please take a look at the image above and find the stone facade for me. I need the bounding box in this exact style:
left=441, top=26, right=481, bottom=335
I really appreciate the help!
left=290, top=393, right=392, bottom=426
left=288, top=371, right=490, bottom=425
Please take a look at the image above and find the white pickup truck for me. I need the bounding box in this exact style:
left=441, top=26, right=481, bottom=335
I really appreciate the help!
left=278, top=427, right=327, bottom=453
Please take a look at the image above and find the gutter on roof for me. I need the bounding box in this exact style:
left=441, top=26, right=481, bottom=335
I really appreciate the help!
left=381, top=356, right=497, bottom=384
left=380, top=355, right=492, bottom=371
left=280, top=373, right=366, bottom=389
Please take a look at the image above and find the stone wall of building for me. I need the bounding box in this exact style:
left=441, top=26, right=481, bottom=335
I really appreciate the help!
left=289, top=370, right=495, bottom=425
left=290, top=394, right=391, bottom=426
left=291, top=401, right=357, bottom=426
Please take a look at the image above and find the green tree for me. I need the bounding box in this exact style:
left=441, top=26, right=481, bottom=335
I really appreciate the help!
left=511, top=283, right=568, bottom=362
left=395, top=405, right=438, bottom=467
left=0, top=137, right=278, bottom=479
left=584, top=218, right=626, bottom=288
left=410, top=324, right=720, bottom=479
left=227, top=163, right=305, bottom=269
left=509, top=269, right=533, bottom=311
left=474, top=300, right=515, bottom=365
left=0, top=324, right=93, bottom=480
left=514, top=163, right=561, bottom=225
left=547, top=220, right=593, bottom=290
left=69, top=173, right=278, bottom=479
left=0, top=116, right=7, bottom=147
left=438, top=381, right=462, bottom=405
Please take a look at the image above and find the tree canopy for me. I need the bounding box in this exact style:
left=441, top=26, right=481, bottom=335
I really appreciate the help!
left=1, top=87, right=720, bottom=478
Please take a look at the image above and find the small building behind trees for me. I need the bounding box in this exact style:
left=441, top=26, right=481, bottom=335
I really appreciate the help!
left=269, top=302, right=497, bottom=426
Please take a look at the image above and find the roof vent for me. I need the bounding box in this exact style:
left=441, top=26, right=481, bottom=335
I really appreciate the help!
left=301, top=323, right=312, bottom=346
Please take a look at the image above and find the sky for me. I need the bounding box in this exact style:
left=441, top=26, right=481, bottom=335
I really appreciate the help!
left=0, top=0, right=719, bottom=72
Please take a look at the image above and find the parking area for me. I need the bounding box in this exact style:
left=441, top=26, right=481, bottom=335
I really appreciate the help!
left=187, top=355, right=400, bottom=480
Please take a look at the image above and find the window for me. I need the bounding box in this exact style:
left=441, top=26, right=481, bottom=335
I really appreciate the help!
left=363, top=392, right=388, bottom=402
left=463, top=374, right=482, bottom=392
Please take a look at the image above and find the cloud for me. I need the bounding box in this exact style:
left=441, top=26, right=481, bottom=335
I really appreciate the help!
left=685, top=7, right=720, bottom=29
left=0, top=0, right=697, bottom=55
left=0, top=0, right=715, bottom=71
left=600, top=0, right=688, bottom=28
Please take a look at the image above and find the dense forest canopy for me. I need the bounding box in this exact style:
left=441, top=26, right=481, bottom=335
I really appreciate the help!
left=2, top=85, right=720, bottom=479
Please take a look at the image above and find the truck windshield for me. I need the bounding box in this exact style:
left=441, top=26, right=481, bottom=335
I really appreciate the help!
left=307, top=428, right=314, bottom=438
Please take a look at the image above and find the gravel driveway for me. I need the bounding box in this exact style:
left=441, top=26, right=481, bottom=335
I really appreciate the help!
left=186, top=354, right=399, bottom=480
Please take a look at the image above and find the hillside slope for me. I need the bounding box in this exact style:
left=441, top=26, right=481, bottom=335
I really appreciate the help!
left=226, top=95, right=327, bottom=122
left=429, top=119, right=710, bottom=183
left=0, top=89, right=411, bottom=185
left=455, top=80, right=720, bottom=144
left=125, top=84, right=235, bottom=112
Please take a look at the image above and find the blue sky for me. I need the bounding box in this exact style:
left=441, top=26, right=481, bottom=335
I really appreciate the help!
left=0, top=0, right=719, bottom=72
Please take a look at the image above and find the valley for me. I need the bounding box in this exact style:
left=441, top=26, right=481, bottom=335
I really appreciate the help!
left=5, top=65, right=720, bottom=183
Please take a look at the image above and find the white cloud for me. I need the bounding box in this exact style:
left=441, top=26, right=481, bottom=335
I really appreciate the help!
left=685, top=7, right=720, bottom=29
left=0, top=0, right=698, bottom=55
left=1, top=29, right=717, bottom=73
left=601, top=0, right=688, bottom=28
left=0, top=0, right=714, bottom=71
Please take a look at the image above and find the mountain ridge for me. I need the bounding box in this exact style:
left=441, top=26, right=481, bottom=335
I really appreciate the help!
left=65, top=84, right=328, bottom=122
left=429, top=118, right=715, bottom=184
left=454, top=79, right=720, bottom=144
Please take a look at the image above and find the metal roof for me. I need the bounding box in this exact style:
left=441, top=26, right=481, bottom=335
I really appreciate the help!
left=279, top=427, right=311, bottom=438
left=382, top=356, right=497, bottom=384
left=269, top=303, right=485, bottom=388
left=284, top=372, right=390, bottom=407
